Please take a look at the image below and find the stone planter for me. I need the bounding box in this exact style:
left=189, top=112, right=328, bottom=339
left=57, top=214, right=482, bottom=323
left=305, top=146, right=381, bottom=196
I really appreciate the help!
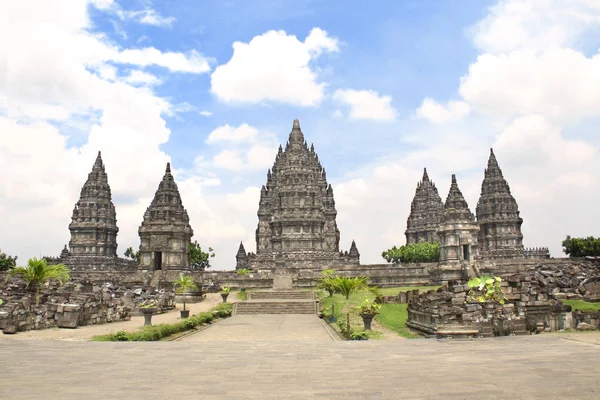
left=360, top=313, right=375, bottom=331
left=221, top=293, right=229, bottom=303
left=180, top=310, right=190, bottom=319
left=141, top=308, right=157, bottom=326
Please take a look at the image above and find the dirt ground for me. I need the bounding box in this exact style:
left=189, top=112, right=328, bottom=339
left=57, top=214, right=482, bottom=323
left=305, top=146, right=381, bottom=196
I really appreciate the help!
left=0, top=293, right=226, bottom=341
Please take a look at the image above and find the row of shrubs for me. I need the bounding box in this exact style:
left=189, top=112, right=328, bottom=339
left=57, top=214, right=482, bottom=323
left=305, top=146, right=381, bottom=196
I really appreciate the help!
left=94, top=303, right=233, bottom=342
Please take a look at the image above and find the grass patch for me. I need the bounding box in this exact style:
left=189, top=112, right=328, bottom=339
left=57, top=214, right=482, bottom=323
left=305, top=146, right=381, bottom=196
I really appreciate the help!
left=92, top=303, right=233, bottom=342
left=375, top=304, right=421, bottom=339
left=319, top=286, right=428, bottom=339
left=562, top=299, right=600, bottom=311
left=235, top=290, right=248, bottom=301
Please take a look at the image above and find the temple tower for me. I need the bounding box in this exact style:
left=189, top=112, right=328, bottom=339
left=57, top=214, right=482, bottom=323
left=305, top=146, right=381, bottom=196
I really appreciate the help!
left=236, top=242, right=248, bottom=270
left=438, top=175, right=479, bottom=263
left=476, top=149, right=524, bottom=259
left=405, top=168, right=444, bottom=244
left=250, top=119, right=353, bottom=269
left=138, top=163, right=194, bottom=271
left=68, top=152, right=119, bottom=257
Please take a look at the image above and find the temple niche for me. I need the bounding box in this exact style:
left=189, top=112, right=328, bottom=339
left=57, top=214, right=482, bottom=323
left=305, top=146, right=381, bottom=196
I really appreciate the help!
left=405, top=169, right=444, bottom=245
left=138, top=163, right=193, bottom=271
left=238, top=119, right=359, bottom=269
left=437, top=175, right=479, bottom=263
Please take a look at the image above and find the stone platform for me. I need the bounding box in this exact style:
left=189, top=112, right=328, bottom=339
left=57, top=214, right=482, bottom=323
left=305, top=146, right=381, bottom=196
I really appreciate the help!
left=1, top=335, right=599, bottom=399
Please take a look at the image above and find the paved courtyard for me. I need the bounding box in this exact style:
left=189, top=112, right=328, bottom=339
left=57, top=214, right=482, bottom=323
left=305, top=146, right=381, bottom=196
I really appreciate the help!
left=1, top=334, right=599, bottom=399
left=179, top=314, right=334, bottom=341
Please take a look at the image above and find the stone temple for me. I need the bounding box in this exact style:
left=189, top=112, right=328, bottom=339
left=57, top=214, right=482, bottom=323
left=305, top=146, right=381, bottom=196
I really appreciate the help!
left=405, top=169, right=444, bottom=244
left=236, top=119, right=359, bottom=270
left=138, top=163, right=194, bottom=271
left=406, top=148, right=549, bottom=262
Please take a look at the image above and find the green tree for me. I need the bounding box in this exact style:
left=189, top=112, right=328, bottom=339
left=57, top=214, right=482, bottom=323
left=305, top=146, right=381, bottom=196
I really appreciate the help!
left=330, top=276, right=370, bottom=339
left=8, top=257, right=70, bottom=305
left=189, top=241, right=215, bottom=270
left=172, top=273, right=199, bottom=312
left=124, top=247, right=140, bottom=263
left=562, top=236, right=600, bottom=257
left=318, top=269, right=337, bottom=297
left=381, top=242, right=440, bottom=264
left=0, top=249, right=17, bottom=272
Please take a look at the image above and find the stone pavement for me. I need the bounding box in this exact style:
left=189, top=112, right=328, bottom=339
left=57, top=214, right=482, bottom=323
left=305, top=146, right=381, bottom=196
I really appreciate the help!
left=1, top=335, right=599, bottom=399
left=179, top=314, right=334, bottom=341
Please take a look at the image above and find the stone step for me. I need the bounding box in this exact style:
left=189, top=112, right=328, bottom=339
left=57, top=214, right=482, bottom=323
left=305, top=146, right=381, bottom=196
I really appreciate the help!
left=235, top=300, right=317, bottom=315
left=249, top=291, right=314, bottom=300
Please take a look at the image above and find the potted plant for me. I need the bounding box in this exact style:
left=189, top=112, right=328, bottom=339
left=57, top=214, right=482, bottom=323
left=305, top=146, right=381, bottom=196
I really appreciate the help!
left=173, top=273, right=198, bottom=319
left=221, top=286, right=230, bottom=303
left=357, top=298, right=381, bottom=331
left=138, top=299, right=159, bottom=326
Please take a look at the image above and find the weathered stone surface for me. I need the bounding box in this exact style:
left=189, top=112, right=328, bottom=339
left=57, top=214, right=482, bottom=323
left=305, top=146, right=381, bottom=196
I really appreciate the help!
left=438, top=175, right=479, bottom=263
left=242, top=119, right=359, bottom=270
left=405, top=168, right=443, bottom=244
left=476, top=149, right=526, bottom=260
left=138, top=163, right=193, bottom=271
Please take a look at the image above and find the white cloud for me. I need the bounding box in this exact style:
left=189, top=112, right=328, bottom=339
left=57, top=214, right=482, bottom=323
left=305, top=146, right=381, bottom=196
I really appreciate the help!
left=199, top=110, right=212, bottom=117
left=415, top=98, right=471, bottom=124
left=471, top=0, right=600, bottom=54
left=333, top=89, right=397, bottom=122
left=123, top=70, right=162, bottom=86
left=204, top=123, right=278, bottom=172
left=206, top=123, right=259, bottom=144
left=0, top=0, right=227, bottom=267
left=113, top=48, right=211, bottom=74
left=125, top=9, right=176, bottom=27
left=211, top=28, right=339, bottom=106
left=225, top=187, right=261, bottom=214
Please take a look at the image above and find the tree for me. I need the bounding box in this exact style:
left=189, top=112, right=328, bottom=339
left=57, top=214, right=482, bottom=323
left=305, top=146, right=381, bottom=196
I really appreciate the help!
left=189, top=241, right=215, bottom=270
left=562, top=236, right=600, bottom=257
left=172, top=273, right=199, bottom=312
left=124, top=247, right=140, bottom=263
left=8, top=257, right=70, bottom=305
left=381, top=242, right=440, bottom=264
left=318, top=269, right=337, bottom=297
left=330, top=276, right=370, bottom=339
left=0, top=249, right=17, bottom=272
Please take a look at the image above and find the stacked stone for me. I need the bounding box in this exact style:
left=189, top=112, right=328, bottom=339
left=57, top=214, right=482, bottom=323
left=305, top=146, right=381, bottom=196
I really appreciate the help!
left=236, top=242, right=248, bottom=270
left=438, top=175, right=479, bottom=262
left=251, top=119, right=356, bottom=269
left=67, top=152, right=119, bottom=257
left=405, top=168, right=444, bottom=244
left=476, top=149, right=524, bottom=259
left=138, top=163, right=193, bottom=271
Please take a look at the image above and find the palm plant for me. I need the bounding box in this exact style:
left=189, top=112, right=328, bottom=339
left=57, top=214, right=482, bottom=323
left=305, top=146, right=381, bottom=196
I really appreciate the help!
left=8, top=257, right=70, bottom=306
left=330, top=276, right=370, bottom=339
left=173, top=273, right=199, bottom=311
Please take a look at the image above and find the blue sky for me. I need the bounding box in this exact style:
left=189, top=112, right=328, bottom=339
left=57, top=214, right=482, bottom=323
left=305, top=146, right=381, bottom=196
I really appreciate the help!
left=2, top=0, right=600, bottom=268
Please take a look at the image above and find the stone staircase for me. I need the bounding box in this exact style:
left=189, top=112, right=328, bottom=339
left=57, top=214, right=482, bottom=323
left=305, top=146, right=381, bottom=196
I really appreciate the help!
left=234, top=291, right=318, bottom=315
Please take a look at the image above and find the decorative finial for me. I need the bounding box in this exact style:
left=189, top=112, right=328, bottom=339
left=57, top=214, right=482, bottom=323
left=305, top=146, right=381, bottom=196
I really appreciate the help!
left=293, top=119, right=300, bottom=130
left=166, top=162, right=171, bottom=173
left=422, top=168, right=430, bottom=182
left=451, top=174, right=457, bottom=184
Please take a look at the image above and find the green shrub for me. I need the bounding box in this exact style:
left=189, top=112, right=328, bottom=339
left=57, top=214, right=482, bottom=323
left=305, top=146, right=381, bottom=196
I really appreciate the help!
left=562, top=236, right=600, bottom=257
left=381, top=242, right=440, bottom=264
left=94, top=303, right=233, bottom=342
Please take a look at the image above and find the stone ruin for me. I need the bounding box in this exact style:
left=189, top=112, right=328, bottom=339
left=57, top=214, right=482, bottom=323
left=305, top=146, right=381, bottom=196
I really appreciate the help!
left=0, top=273, right=174, bottom=334
left=405, top=259, right=600, bottom=338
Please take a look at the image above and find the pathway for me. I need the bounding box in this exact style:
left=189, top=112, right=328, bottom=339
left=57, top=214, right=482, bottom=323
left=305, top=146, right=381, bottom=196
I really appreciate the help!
left=1, top=335, right=599, bottom=399
left=180, top=314, right=333, bottom=341
left=0, top=293, right=225, bottom=341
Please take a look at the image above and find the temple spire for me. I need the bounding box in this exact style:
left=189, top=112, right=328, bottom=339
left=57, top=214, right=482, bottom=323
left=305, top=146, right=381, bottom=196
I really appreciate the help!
left=422, top=167, right=430, bottom=182
left=442, top=174, right=474, bottom=223
left=94, top=151, right=104, bottom=170
left=166, top=162, right=171, bottom=173
left=288, top=118, right=305, bottom=144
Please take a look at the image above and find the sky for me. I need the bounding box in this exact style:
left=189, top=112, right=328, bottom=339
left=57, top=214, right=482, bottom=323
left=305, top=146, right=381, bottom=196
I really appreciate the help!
left=1, top=0, right=600, bottom=269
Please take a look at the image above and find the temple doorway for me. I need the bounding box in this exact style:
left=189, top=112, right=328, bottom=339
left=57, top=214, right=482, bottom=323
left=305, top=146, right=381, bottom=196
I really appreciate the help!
left=154, top=252, right=162, bottom=270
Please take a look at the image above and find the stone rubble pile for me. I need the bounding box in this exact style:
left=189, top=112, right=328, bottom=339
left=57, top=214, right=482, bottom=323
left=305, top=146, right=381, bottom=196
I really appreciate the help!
left=0, top=277, right=175, bottom=334
left=523, top=260, right=600, bottom=300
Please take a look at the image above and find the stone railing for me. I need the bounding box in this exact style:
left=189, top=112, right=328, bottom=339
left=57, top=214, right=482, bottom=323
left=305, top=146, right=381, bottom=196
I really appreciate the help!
left=523, top=247, right=550, bottom=259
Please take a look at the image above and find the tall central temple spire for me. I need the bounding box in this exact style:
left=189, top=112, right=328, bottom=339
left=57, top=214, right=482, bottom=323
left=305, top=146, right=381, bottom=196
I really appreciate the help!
left=243, top=119, right=358, bottom=269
